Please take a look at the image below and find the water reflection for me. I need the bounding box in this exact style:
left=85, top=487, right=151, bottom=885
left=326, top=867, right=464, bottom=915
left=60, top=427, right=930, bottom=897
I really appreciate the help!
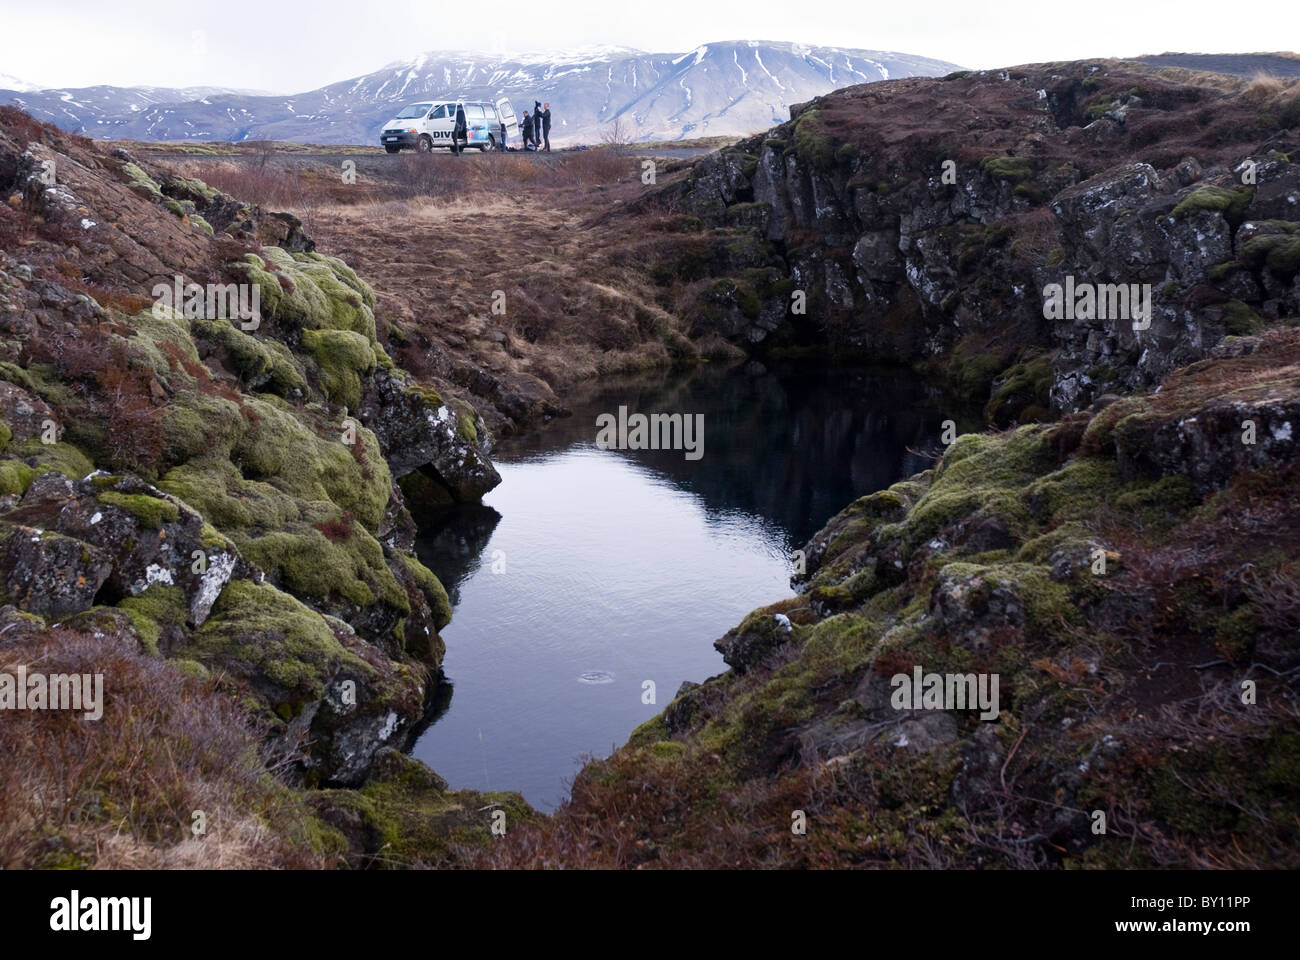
left=409, top=361, right=968, bottom=810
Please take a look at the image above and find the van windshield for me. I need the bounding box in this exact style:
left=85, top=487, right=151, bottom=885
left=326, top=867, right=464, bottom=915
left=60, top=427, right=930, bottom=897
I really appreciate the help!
left=394, top=103, right=433, bottom=119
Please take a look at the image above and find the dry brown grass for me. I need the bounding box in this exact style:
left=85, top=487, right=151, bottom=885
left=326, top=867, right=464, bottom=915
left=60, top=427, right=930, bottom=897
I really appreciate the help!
left=0, top=627, right=331, bottom=869
left=1244, top=73, right=1288, bottom=102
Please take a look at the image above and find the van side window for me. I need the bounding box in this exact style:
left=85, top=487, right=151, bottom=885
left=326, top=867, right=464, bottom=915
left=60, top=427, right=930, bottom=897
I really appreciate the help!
left=467, top=104, right=484, bottom=119
left=428, top=105, right=448, bottom=120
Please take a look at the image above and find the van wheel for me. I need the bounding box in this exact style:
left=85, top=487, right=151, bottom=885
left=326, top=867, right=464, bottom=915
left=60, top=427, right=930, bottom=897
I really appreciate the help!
left=384, top=145, right=400, bottom=154
left=416, top=136, right=433, bottom=153
left=487, top=136, right=496, bottom=152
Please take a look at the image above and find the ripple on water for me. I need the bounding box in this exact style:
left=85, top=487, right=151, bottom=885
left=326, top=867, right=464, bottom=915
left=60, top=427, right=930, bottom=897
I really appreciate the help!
left=577, top=671, right=615, bottom=684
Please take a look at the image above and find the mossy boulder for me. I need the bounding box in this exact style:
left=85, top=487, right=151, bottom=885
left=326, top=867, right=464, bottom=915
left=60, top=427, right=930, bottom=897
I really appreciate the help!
left=301, top=328, right=377, bottom=410
left=309, top=748, right=538, bottom=866
left=1170, top=185, right=1254, bottom=226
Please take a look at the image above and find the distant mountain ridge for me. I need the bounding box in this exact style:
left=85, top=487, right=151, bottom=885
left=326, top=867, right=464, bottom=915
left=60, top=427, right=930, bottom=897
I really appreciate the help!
left=1135, top=52, right=1300, bottom=78
left=0, top=41, right=962, bottom=145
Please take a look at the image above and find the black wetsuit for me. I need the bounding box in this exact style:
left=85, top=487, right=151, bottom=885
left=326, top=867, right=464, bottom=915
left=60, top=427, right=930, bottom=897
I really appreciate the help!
left=452, top=106, right=467, bottom=154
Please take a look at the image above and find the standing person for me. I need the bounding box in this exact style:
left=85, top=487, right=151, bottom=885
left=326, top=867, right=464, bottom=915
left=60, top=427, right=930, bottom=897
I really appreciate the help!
left=532, top=101, right=542, bottom=150
left=520, top=109, right=532, bottom=149
left=452, top=102, right=468, bottom=155
left=541, top=102, right=552, bottom=152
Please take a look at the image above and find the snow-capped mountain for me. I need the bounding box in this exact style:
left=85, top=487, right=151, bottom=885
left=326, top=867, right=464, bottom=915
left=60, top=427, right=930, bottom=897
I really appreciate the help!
left=0, top=73, right=45, bottom=93
left=1, top=41, right=962, bottom=145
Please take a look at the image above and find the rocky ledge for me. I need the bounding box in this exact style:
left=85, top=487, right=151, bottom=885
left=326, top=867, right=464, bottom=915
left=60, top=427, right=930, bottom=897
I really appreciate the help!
left=0, top=109, right=500, bottom=795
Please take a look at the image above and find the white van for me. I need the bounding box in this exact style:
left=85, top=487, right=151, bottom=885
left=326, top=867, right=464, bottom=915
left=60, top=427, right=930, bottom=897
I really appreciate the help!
left=379, top=98, right=518, bottom=153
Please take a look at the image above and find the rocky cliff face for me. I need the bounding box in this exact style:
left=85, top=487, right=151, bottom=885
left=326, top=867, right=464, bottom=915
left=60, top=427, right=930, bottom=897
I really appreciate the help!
left=0, top=108, right=500, bottom=789
left=649, top=62, right=1300, bottom=422
left=455, top=65, right=1300, bottom=870
left=469, top=325, right=1300, bottom=869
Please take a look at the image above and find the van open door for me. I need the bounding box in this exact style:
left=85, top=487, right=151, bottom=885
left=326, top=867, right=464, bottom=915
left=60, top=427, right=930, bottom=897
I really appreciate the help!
left=496, top=98, right=518, bottom=138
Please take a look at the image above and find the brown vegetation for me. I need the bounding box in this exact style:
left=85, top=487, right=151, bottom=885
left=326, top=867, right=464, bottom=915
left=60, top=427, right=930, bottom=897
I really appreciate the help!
left=0, top=627, right=331, bottom=869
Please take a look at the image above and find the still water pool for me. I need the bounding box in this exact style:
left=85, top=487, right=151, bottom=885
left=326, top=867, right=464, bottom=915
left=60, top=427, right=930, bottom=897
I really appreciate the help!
left=410, top=362, right=955, bottom=810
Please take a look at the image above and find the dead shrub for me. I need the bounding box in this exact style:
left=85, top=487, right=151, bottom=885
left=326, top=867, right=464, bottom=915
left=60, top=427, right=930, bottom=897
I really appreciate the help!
left=0, top=627, right=329, bottom=869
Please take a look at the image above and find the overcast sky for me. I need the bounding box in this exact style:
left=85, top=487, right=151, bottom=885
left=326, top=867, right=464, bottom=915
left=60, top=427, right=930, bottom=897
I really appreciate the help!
left=3, top=0, right=1291, bottom=93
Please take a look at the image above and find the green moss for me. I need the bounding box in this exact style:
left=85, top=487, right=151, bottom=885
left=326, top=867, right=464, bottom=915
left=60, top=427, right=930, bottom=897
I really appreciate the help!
left=191, top=215, right=214, bottom=236
left=300, top=328, right=377, bottom=410
left=1221, top=299, right=1266, bottom=335
left=131, top=307, right=201, bottom=367
left=944, top=337, right=1010, bottom=403
left=985, top=354, right=1053, bottom=426
left=189, top=316, right=307, bottom=396
left=10, top=438, right=94, bottom=480
left=118, top=584, right=189, bottom=656
left=231, top=249, right=379, bottom=348
left=1013, top=183, right=1047, bottom=203
left=628, top=714, right=669, bottom=747
left=448, top=399, right=478, bottom=445
left=1171, top=185, right=1254, bottom=226
left=327, top=771, right=535, bottom=866
left=725, top=201, right=771, bottom=219
left=170, top=658, right=211, bottom=682
left=900, top=427, right=1054, bottom=550
left=1014, top=521, right=1101, bottom=565
left=121, top=162, right=163, bottom=199
left=1243, top=219, right=1300, bottom=235
left=943, top=560, right=1077, bottom=634
left=164, top=175, right=222, bottom=205
left=233, top=397, right=390, bottom=529
left=96, top=491, right=180, bottom=528
left=1148, top=734, right=1299, bottom=836
left=1113, top=475, right=1199, bottom=530
left=241, top=526, right=406, bottom=611
left=1240, top=234, right=1300, bottom=278
left=0, top=361, right=37, bottom=393
left=650, top=740, right=687, bottom=760
left=1079, top=397, right=1143, bottom=454
left=405, top=384, right=443, bottom=407
left=400, top=553, right=452, bottom=630
left=1208, top=260, right=1242, bottom=282
left=981, top=156, right=1033, bottom=183
left=198, top=522, right=229, bottom=550
left=1211, top=604, right=1261, bottom=662
left=159, top=457, right=298, bottom=531
left=1023, top=456, right=1125, bottom=524
left=790, top=110, right=836, bottom=171
left=0, top=459, right=36, bottom=495
left=13, top=363, right=76, bottom=409
left=161, top=391, right=246, bottom=466
left=185, top=579, right=373, bottom=703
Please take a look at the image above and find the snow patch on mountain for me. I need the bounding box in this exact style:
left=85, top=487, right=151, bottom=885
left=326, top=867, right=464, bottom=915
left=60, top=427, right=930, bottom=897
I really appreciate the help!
left=4, top=41, right=962, bottom=146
